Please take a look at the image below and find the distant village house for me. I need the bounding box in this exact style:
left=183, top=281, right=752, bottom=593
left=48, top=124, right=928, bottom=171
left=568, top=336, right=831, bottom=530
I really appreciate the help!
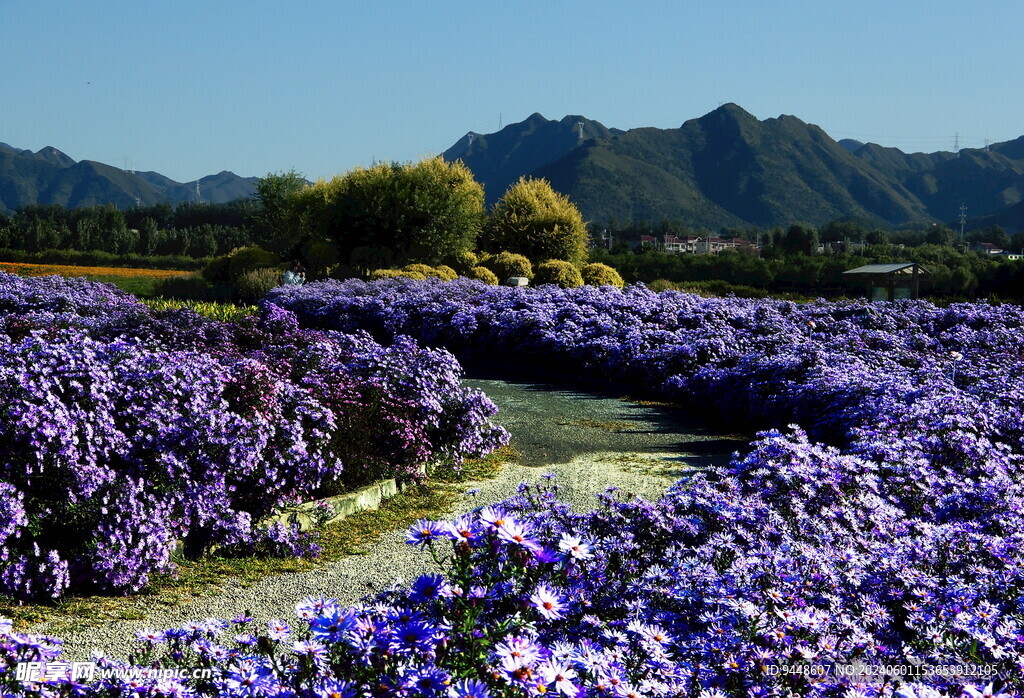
left=634, top=233, right=759, bottom=256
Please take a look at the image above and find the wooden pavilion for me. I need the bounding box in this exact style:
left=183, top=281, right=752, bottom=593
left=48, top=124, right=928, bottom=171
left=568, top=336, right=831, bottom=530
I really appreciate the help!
left=842, top=263, right=928, bottom=301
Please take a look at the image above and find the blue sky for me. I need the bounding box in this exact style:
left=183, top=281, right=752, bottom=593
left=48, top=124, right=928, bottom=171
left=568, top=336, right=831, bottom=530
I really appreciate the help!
left=3, top=0, right=1021, bottom=183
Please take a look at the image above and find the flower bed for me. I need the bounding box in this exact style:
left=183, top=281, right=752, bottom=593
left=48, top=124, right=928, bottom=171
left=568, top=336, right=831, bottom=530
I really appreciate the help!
left=0, top=272, right=508, bottom=601
left=2, top=277, right=1022, bottom=696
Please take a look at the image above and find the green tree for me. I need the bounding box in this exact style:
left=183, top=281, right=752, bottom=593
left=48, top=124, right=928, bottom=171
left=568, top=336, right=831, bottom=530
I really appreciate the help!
left=301, top=157, right=485, bottom=267
left=485, top=177, right=588, bottom=266
left=255, top=170, right=308, bottom=254
left=924, top=224, right=955, bottom=246
left=781, top=223, right=819, bottom=256
left=966, top=225, right=1011, bottom=250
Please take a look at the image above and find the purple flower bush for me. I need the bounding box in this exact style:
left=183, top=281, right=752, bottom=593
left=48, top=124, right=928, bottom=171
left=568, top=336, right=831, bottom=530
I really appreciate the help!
left=2, top=275, right=1023, bottom=695
left=0, top=273, right=508, bottom=600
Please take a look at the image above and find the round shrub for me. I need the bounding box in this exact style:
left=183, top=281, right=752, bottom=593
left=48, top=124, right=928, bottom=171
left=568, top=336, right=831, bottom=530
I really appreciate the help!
left=532, top=259, right=584, bottom=288
left=447, top=250, right=478, bottom=275
left=482, top=251, right=533, bottom=282
left=235, top=267, right=284, bottom=302
left=202, top=246, right=279, bottom=284
left=432, top=264, right=459, bottom=281
left=580, top=262, right=624, bottom=288
left=648, top=278, right=681, bottom=292
left=403, top=263, right=448, bottom=280
left=466, top=266, right=498, bottom=285
left=368, top=268, right=427, bottom=281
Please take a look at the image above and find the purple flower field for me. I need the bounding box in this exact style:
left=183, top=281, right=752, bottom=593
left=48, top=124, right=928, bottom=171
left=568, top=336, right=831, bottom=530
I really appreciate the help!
left=3, top=275, right=1024, bottom=696
left=0, top=273, right=508, bottom=601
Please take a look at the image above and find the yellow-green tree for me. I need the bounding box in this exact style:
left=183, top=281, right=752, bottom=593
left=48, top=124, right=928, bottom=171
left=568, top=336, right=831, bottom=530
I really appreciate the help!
left=485, top=177, right=588, bottom=266
left=298, top=157, right=485, bottom=267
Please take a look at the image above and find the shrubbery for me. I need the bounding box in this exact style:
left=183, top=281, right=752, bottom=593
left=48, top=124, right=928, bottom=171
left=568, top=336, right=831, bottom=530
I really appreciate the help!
left=466, top=265, right=498, bottom=285
left=235, top=267, right=283, bottom=302
left=481, top=250, right=533, bottom=282
left=150, top=273, right=214, bottom=300
left=202, top=245, right=279, bottom=284
left=368, top=268, right=425, bottom=281
left=532, top=259, right=584, bottom=288
left=580, top=261, right=624, bottom=287
left=447, top=249, right=478, bottom=275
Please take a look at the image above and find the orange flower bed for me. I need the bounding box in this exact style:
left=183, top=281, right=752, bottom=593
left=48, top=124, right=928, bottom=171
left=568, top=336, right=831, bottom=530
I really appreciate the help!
left=0, top=262, right=190, bottom=279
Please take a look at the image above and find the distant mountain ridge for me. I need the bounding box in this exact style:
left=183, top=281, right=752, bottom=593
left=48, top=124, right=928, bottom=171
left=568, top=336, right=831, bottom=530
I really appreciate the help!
left=0, top=143, right=258, bottom=213
left=443, top=105, right=1024, bottom=232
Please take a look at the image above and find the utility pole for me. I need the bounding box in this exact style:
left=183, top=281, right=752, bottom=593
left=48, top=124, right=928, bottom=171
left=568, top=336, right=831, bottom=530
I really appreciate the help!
left=959, top=203, right=967, bottom=242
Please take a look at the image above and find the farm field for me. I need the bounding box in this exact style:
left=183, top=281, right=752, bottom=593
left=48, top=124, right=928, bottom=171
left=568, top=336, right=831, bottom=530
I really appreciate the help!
left=2, top=274, right=1023, bottom=696
left=0, top=260, right=192, bottom=297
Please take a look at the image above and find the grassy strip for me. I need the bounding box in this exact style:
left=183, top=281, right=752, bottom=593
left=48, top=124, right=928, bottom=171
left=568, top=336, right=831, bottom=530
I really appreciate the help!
left=1, top=447, right=516, bottom=636
left=142, top=297, right=259, bottom=322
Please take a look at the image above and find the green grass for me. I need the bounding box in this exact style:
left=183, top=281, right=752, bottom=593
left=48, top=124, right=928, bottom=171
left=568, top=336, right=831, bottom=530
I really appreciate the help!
left=142, top=297, right=259, bottom=322
left=0, top=447, right=517, bottom=636
left=79, top=274, right=164, bottom=297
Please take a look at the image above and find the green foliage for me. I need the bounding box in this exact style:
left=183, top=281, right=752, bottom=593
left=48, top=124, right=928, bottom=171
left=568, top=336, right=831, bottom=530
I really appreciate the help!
left=254, top=170, right=308, bottom=253
left=467, top=266, right=499, bottom=285
left=299, top=157, right=485, bottom=267
left=485, top=177, right=589, bottom=265
left=203, top=245, right=279, bottom=284
left=482, top=251, right=533, bottom=282
left=433, top=264, right=458, bottom=281
left=580, top=262, right=624, bottom=288
left=229, top=246, right=279, bottom=280
left=402, top=263, right=447, bottom=279
left=235, top=267, right=284, bottom=302
left=779, top=223, right=819, bottom=256
left=647, top=279, right=678, bottom=293
left=143, top=298, right=258, bottom=322
left=924, top=224, right=956, bottom=246
left=152, top=274, right=215, bottom=301
left=447, top=250, right=478, bottom=275
left=367, top=268, right=427, bottom=281
left=533, top=259, right=585, bottom=288
left=350, top=245, right=394, bottom=274
left=0, top=247, right=208, bottom=270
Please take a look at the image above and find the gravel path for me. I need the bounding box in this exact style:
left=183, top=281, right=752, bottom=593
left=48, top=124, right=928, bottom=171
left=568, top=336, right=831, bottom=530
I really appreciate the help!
left=34, top=375, right=747, bottom=662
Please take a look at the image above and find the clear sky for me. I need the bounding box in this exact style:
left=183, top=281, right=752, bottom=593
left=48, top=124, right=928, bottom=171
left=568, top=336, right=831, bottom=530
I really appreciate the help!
left=3, top=0, right=1021, bottom=184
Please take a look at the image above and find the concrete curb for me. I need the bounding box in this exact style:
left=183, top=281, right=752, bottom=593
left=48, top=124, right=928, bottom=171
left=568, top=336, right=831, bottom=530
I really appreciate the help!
left=171, top=476, right=414, bottom=559
left=267, top=477, right=411, bottom=531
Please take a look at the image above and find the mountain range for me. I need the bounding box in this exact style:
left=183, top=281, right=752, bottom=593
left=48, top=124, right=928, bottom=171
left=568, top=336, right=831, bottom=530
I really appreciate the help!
left=0, top=143, right=258, bottom=213
left=4, top=104, right=1023, bottom=233
left=443, top=104, right=1024, bottom=232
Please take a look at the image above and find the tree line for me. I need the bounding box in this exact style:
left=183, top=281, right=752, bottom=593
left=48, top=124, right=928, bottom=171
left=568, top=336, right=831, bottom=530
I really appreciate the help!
left=0, top=200, right=259, bottom=259
left=3, top=166, right=1023, bottom=302
left=590, top=237, right=1024, bottom=300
